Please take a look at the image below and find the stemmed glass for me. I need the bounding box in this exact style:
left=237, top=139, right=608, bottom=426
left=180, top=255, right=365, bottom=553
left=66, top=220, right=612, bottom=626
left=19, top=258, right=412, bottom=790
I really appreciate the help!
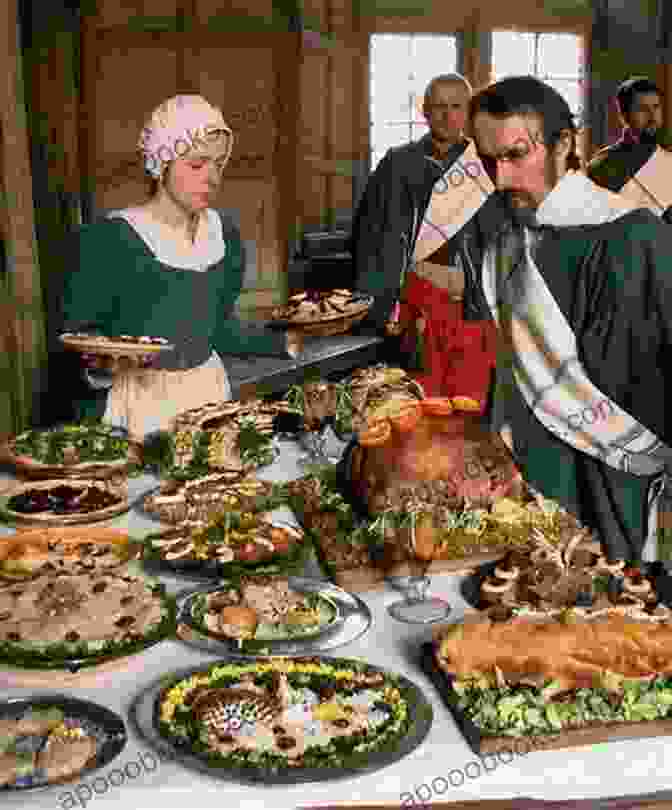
left=298, top=381, right=341, bottom=467
left=372, top=510, right=452, bottom=624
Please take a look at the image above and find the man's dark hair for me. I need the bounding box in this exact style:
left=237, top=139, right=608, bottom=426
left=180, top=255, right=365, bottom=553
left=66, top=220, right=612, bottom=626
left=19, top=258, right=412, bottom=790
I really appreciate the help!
left=616, top=76, right=662, bottom=118
left=468, top=75, right=581, bottom=169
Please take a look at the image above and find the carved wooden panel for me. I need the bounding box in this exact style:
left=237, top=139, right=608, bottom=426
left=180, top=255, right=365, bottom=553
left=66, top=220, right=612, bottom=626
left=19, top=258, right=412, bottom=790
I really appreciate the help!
left=92, top=0, right=180, bottom=29
left=184, top=44, right=277, bottom=179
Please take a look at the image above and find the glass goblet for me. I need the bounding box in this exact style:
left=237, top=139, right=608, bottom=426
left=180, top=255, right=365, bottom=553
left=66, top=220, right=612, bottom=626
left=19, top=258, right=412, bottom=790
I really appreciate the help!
left=385, top=511, right=452, bottom=624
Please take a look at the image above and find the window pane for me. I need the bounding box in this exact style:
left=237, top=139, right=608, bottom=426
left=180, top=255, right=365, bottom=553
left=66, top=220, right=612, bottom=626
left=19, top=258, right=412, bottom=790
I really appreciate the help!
left=537, top=33, right=581, bottom=78
left=369, top=33, right=456, bottom=170
left=372, top=123, right=412, bottom=157
left=492, top=31, right=535, bottom=78
left=371, top=90, right=414, bottom=125
left=410, top=35, right=458, bottom=97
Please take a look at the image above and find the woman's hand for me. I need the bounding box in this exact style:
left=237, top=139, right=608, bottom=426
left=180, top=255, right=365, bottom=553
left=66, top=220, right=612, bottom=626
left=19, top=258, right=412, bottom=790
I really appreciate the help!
left=286, top=329, right=304, bottom=359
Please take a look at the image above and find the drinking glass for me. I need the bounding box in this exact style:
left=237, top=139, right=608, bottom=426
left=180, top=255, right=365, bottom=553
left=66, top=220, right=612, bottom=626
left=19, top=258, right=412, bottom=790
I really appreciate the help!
left=384, top=511, right=452, bottom=624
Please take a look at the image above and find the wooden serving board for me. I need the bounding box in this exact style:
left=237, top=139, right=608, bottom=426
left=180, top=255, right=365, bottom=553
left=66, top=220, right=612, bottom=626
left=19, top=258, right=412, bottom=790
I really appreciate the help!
left=475, top=718, right=672, bottom=755
left=1, top=443, right=141, bottom=480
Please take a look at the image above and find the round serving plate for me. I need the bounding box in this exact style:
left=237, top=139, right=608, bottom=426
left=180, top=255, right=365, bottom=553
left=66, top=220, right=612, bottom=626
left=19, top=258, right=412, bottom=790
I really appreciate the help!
left=1, top=478, right=130, bottom=526
left=175, top=576, right=372, bottom=656
left=271, top=296, right=373, bottom=337
left=0, top=694, right=127, bottom=793
left=59, top=334, right=174, bottom=357
left=130, top=655, right=433, bottom=785
left=141, top=519, right=309, bottom=581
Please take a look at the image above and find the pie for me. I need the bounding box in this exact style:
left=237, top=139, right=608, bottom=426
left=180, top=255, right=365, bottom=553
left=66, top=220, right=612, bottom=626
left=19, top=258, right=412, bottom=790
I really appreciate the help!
left=158, top=657, right=410, bottom=770
left=189, top=576, right=338, bottom=646
left=60, top=332, right=170, bottom=346
left=145, top=512, right=306, bottom=573
left=0, top=706, right=97, bottom=788
left=0, top=529, right=173, bottom=667
left=271, top=289, right=371, bottom=324
left=433, top=614, right=672, bottom=742
left=6, top=481, right=125, bottom=518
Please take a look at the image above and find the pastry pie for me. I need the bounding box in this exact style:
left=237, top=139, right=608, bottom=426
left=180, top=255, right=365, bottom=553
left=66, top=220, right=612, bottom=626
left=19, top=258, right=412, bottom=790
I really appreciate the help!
left=272, top=289, right=371, bottom=324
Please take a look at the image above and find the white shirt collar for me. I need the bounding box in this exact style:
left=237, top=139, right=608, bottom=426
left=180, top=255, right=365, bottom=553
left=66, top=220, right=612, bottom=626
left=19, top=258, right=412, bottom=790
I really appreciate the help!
left=535, top=170, right=638, bottom=228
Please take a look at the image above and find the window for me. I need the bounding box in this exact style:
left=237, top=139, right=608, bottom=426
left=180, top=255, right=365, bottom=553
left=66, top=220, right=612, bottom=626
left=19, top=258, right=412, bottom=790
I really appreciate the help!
left=491, top=31, right=584, bottom=125
left=369, top=34, right=458, bottom=170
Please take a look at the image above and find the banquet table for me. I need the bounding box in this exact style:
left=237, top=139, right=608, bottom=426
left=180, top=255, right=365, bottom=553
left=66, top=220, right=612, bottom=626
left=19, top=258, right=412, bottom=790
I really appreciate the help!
left=1, top=440, right=671, bottom=810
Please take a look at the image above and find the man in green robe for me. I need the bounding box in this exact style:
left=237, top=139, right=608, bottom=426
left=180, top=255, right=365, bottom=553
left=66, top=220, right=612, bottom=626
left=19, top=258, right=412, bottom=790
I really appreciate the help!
left=466, top=75, right=672, bottom=562
left=587, top=76, right=672, bottom=222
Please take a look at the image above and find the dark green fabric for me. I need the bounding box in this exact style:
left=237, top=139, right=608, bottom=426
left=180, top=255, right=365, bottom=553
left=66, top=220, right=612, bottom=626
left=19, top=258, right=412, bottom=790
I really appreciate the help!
left=55, top=214, right=289, bottom=421
left=494, top=210, right=672, bottom=561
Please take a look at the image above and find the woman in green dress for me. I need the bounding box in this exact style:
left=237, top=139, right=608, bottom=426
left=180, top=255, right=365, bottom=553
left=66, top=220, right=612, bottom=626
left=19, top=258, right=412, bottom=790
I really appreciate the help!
left=58, top=95, right=301, bottom=438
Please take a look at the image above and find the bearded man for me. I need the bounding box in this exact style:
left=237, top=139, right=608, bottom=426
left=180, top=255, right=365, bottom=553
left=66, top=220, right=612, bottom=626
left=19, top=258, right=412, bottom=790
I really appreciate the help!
left=588, top=76, right=672, bottom=222
left=466, top=75, right=672, bottom=562
left=351, top=73, right=506, bottom=407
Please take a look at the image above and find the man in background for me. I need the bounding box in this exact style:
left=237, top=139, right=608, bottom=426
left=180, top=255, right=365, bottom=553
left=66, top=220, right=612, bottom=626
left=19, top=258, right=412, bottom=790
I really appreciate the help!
left=588, top=76, right=672, bottom=221
left=351, top=74, right=505, bottom=407
left=465, top=75, right=672, bottom=562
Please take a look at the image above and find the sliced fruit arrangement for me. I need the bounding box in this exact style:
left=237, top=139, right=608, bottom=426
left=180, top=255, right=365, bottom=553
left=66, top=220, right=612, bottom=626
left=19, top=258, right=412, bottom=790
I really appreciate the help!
left=2, top=479, right=129, bottom=526
left=356, top=396, right=481, bottom=448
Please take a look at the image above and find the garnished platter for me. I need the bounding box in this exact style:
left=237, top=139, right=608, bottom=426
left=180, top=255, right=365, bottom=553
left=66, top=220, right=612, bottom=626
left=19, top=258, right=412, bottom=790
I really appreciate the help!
left=0, top=695, right=126, bottom=791
left=1, top=478, right=129, bottom=526
left=130, top=656, right=432, bottom=784
left=0, top=422, right=139, bottom=480
left=0, top=528, right=176, bottom=670
left=421, top=613, right=672, bottom=755
left=142, top=513, right=309, bottom=580
left=460, top=541, right=672, bottom=622
left=270, top=290, right=373, bottom=337
left=142, top=475, right=282, bottom=526
left=175, top=576, right=372, bottom=656
left=166, top=400, right=284, bottom=481
left=59, top=332, right=173, bottom=358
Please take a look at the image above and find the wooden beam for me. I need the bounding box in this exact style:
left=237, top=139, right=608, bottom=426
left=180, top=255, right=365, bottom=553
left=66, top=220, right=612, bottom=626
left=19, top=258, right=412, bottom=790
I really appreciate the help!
left=0, top=0, right=47, bottom=432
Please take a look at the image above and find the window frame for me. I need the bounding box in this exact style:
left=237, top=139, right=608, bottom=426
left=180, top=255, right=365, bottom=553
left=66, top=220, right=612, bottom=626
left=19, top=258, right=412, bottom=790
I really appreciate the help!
left=368, top=31, right=464, bottom=171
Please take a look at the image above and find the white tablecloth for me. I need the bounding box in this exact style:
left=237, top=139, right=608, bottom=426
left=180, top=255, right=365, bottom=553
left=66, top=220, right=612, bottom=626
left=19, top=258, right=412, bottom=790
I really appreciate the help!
left=1, top=442, right=671, bottom=810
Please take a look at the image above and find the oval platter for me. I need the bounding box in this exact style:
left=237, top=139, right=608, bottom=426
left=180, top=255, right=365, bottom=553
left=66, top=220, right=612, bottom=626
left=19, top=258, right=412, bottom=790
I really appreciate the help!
left=130, top=655, right=433, bottom=785
left=175, top=576, right=372, bottom=656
